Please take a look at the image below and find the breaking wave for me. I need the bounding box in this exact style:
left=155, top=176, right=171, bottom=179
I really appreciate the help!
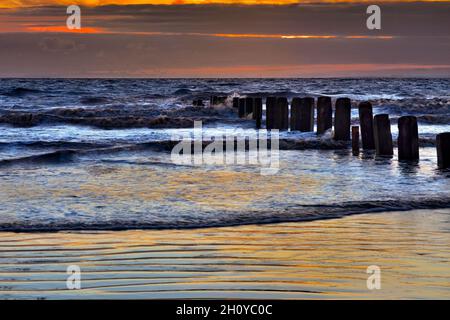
left=1, top=198, right=449, bottom=232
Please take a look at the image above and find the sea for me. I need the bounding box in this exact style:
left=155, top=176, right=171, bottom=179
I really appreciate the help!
left=0, top=78, right=449, bottom=231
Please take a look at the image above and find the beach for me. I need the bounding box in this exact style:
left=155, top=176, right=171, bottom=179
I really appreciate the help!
left=1, top=208, right=449, bottom=299
left=2, top=0, right=450, bottom=304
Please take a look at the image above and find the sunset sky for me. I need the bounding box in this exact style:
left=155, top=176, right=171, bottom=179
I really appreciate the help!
left=1, top=1, right=449, bottom=77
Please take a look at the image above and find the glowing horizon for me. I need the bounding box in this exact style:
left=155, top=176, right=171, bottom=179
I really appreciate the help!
left=19, top=26, right=397, bottom=40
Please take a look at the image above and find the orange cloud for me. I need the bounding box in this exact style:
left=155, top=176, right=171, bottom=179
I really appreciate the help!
left=27, top=26, right=105, bottom=33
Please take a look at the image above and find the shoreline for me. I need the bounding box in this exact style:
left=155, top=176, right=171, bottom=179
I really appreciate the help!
left=1, top=208, right=449, bottom=299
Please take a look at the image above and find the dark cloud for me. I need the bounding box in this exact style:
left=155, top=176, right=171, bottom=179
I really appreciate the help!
left=3, top=3, right=449, bottom=36
left=38, top=37, right=85, bottom=53
left=1, top=3, right=449, bottom=77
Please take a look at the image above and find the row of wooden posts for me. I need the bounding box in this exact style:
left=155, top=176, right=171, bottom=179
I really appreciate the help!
left=204, top=96, right=450, bottom=169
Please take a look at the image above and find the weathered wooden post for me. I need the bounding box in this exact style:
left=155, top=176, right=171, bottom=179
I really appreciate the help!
left=373, top=114, right=393, bottom=156
left=232, top=97, right=239, bottom=109
left=266, top=97, right=276, bottom=130
left=301, top=97, right=315, bottom=132
left=436, top=132, right=450, bottom=169
left=276, top=97, right=289, bottom=130
left=254, top=97, right=262, bottom=129
left=291, top=97, right=315, bottom=131
left=398, top=116, right=419, bottom=161
left=358, top=101, right=375, bottom=150
left=352, top=126, right=360, bottom=156
left=290, top=98, right=301, bottom=131
left=317, top=96, right=332, bottom=134
left=245, top=97, right=254, bottom=117
left=238, top=98, right=246, bottom=118
left=334, top=98, right=351, bottom=141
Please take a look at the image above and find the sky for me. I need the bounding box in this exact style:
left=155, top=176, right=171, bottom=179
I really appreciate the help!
left=0, top=1, right=449, bottom=77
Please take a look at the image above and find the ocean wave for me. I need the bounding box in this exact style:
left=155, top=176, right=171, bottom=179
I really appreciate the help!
left=2, top=87, right=42, bottom=97
left=0, top=112, right=200, bottom=129
left=80, top=96, right=109, bottom=105
left=173, top=88, right=193, bottom=95
left=0, top=134, right=441, bottom=167
left=373, top=98, right=450, bottom=115
left=1, top=198, right=449, bottom=232
left=0, top=150, right=77, bottom=166
left=0, top=104, right=231, bottom=128
left=0, top=141, right=113, bottom=150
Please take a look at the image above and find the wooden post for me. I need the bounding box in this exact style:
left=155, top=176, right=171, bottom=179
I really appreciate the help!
left=436, top=132, right=450, bottom=169
left=290, top=98, right=301, bottom=131
left=317, top=96, right=332, bottom=134
left=266, top=97, right=276, bottom=130
left=373, top=114, right=393, bottom=156
left=334, top=98, right=351, bottom=141
left=276, top=97, right=289, bottom=130
left=254, top=97, right=262, bottom=129
left=352, top=126, right=359, bottom=156
left=358, top=101, right=375, bottom=150
left=301, top=97, right=315, bottom=132
left=283, top=98, right=289, bottom=130
left=232, top=97, right=239, bottom=109
left=238, top=98, right=246, bottom=118
left=245, top=97, right=254, bottom=117
left=291, top=97, right=315, bottom=132
left=398, top=116, right=419, bottom=161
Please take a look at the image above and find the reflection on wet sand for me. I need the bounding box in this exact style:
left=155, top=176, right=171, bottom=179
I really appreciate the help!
left=1, top=209, right=449, bottom=299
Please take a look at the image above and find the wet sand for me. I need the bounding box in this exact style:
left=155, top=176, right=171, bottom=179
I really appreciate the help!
left=1, top=209, right=449, bottom=299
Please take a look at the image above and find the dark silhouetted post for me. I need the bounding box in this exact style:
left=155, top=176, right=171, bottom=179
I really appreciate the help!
left=232, top=97, right=239, bottom=109
left=245, top=97, right=254, bottom=117
left=352, top=126, right=359, bottom=156
left=266, top=97, right=276, bottom=130
left=254, top=97, right=262, bottom=129
left=373, top=114, right=393, bottom=156
left=299, top=97, right=314, bottom=132
left=334, top=98, right=351, bottom=141
left=317, top=96, right=332, bottom=134
left=358, top=101, right=375, bottom=150
left=290, top=97, right=316, bottom=132
left=238, top=98, right=246, bottom=118
left=290, top=98, right=302, bottom=131
left=275, top=97, right=289, bottom=130
left=436, top=132, right=450, bottom=169
left=398, top=116, right=419, bottom=161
